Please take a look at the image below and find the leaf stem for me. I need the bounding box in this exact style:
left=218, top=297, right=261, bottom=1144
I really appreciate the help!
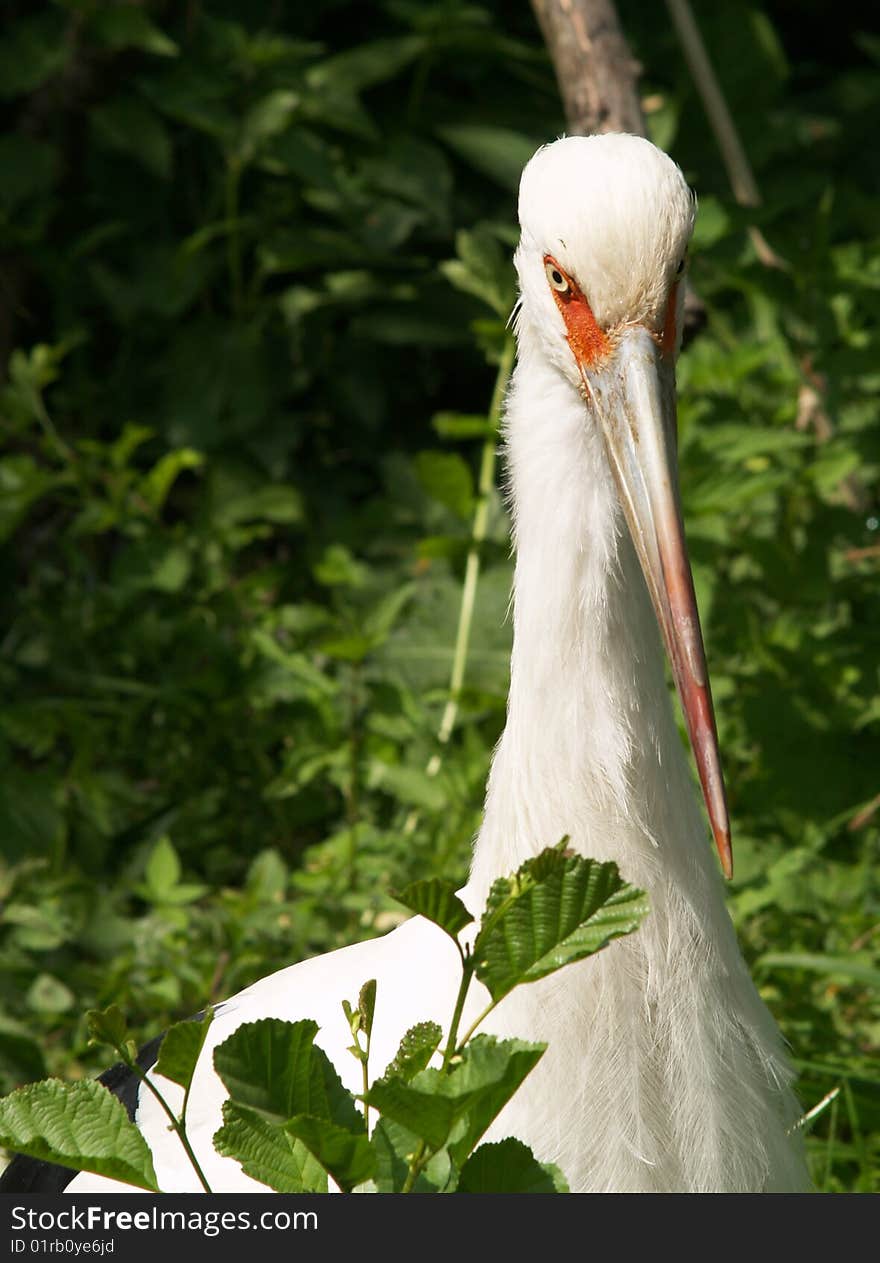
left=455, top=999, right=498, bottom=1053
left=441, top=962, right=474, bottom=1070
left=121, top=1057, right=213, bottom=1194
left=401, top=1139, right=428, bottom=1192
left=361, top=1017, right=371, bottom=1134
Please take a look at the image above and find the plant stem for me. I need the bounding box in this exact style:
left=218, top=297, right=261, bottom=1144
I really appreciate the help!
left=404, top=335, right=515, bottom=835
left=790, top=1085, right=840, bottom=1134
left=361, top=1024, right=371, bottom=1134
left=402, top=949, right=489, bottom=1188
left=456, top=999, right=498, bottom=1053
left=441, top=963, right=474, bottom=1070
left=401, top=1139, right=428, bottom=1193
left=125, top=1060, right=213, bottom=1194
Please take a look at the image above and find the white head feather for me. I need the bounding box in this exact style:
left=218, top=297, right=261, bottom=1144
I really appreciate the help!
left=514, top=134, right=695, bottom=385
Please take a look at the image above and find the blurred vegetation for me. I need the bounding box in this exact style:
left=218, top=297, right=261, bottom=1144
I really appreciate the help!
left=0, top=0, right=877, bottom=1191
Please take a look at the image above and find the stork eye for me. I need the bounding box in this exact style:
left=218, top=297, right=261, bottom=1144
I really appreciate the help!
left=545, top=260, right=570, bottom=293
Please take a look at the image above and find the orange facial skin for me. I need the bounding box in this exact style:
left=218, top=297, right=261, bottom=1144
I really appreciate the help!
left=544, top=254, right=681, bottom=365
left=543, top=254, right=610, bottom=370
left=660, top=282, right=680, bottom=358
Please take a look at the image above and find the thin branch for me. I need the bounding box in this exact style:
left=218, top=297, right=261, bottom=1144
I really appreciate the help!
left=529, top=0, right=645, bottom=135
left=665, top=0, right=760, bottom=207
left=665, top=0, right=789, bottom=272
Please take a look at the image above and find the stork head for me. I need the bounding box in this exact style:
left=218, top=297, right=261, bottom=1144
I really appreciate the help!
left=515, top=134, right=732, bottom=878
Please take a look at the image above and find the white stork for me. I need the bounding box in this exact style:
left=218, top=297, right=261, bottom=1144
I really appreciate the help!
left=3, top=133, right=810, bottom=1193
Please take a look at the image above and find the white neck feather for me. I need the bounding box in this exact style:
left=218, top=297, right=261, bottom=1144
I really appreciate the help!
left=467, top=322, right=706, bottom=904
left=463, top=320, right=810, bottom=1192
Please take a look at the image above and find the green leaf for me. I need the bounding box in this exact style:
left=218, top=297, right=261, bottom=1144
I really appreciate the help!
left=308, top=37, right=424, bottom=94
left=473, top=847, right=648, bottom=1003
left=442, top=1036, right=545, bottom=1167
left=370, top=1116, right=416, bottom=1192
left=86, top=1005, right=129, bottom=1052
left=318, top=633, right=373, bottom=663
left=368, top=761, right=448, bottom=811
left=140, top=449, right=204, bottom=512
left=432, top=412, right=494, bottom=440
left=0, top=1079, right=158, bottom=1191
left=415, top=450, right=474, bottom=520
left=358, top=980, right=377, bottom=1040
left=213, top=1101, right=328, bottom=1193
left=440, top=227, right=515, bottom=318
left=91, top=98, right=172, bottom=180
left=285, top=1115, right=375, bottom=1192
left=437, top=125, right=538, bottom=190
left=711, top=424, right=808, bottom=465
left=362, top=583, right=416, bottom=644
left=757, top=953, right=880, bottom=989
left=371, top=1116, right=449, bottom=1193
left=393, top=878, right=473, bottom=941
left=313, top=544, right=368, bottom=588
left=457, top=1138, right=568, bottom=1192
left=364, top=1077, right=456, bottom=1152
left=245, top=850, right=288, bottom=901
left=691, top=196, right=732, bottom=249
left=212, top=483, right=303, bottom=528
left=27, top=974, right=74, bottom=1015
left=155, top=1011, right=214, bottom=1094
left=383, top=1022, right=443, bottom=1082
left=145, top=837, right=181, bottom=897
left=237, top=91, right=299, bottom=165
left=213, top=1019, right=363, bottom=1133
left=365, top=1036, right=543, bottom=1159
left=90, top=7, right=179, bottom=58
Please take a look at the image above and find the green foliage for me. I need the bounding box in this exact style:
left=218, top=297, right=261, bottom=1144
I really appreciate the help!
left=0, top=845, right=640, bottom=1191
left=155, top=1011, right=215, bottom=1093
left=213, top=1103, right=329, bottom=1193
left=393, top=878, right=474, bottom=941
left=382, top=1021, right=443, bottom=1081
left=457, top=1138, right=568, bottom=1193
left=0, top=1079, right=158, bottom=1191
left=0, top=0, right=877, bottom=1192
left=473, top=846, right=648, bottom=1002
left=213, top=1019, right=361, bottom=1132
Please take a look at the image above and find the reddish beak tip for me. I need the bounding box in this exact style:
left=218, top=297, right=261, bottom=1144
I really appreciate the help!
left=716, top=829, right=733, bottom=881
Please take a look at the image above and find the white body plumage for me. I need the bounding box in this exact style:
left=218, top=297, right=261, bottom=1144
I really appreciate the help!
left=68, top=135, right=809, bottom=1194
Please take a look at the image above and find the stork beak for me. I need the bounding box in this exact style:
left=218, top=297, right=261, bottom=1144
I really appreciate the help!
left=582, top=325, right=732, bottom=878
